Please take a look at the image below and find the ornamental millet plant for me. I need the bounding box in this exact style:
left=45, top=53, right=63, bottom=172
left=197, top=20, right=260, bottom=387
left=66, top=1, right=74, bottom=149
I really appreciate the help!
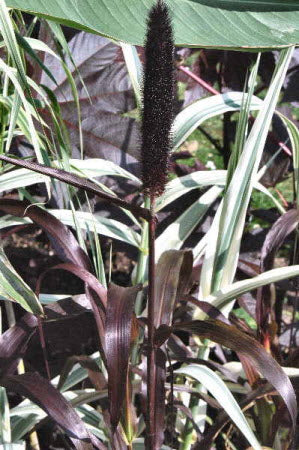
left=141, top=0, right=175, bottom=448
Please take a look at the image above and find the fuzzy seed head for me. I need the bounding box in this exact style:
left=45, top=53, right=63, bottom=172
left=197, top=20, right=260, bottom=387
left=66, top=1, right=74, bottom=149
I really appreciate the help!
left=141, top=0, right=175, bottom=197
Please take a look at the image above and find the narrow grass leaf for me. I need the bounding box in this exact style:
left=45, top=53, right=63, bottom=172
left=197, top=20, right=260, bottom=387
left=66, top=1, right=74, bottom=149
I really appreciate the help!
left=156, top=186, right=222, bottom=259
left=0, top=199, right=92, bottom=270
left=175, top=364, right=261, bottom=450
left=120, top=43, right=142, bottom=108
left=201, top=47, right=294, bottom=297
left=200, top=265, right=299, bottom=312
left=58, top=356, right=103, bottom=392
left=0, top=245, right=43, bottom=315
left=0, top=154, right=151, bottom=220
left=174, top=319, right=297, bottom=429
left=50, top=209, right=141, bottom=248
left=0, top=386, right=11, bottom=443
left=0, top=168, right=47, bottom=193
left=172, top=92, right=262, bottom=151
left=69, top=158, right=141, bottom=184
left=278, top=112, right=299, bottom=208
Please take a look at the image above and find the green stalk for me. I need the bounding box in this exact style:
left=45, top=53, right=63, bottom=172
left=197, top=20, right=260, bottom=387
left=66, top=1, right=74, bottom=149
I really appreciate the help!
left=134, top=196, right=150, bottom=315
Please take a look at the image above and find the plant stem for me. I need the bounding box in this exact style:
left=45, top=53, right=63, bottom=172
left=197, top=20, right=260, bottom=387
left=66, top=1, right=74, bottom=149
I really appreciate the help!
left=147, top=196, right=156, bottom=449
left=134, top=196, right=150, bottom=315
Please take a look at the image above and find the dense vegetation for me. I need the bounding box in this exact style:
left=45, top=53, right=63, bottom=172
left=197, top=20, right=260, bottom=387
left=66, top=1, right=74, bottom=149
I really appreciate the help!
left=0, top=1, right=299, bottom=449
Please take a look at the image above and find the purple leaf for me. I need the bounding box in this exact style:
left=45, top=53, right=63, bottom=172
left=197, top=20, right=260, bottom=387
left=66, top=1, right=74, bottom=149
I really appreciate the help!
left=154, top=250, right=193, bottom=329
left=174, top=319, right=297, bottom=430
left=257, top=209, right=299, bottom=336
left=40, top=33, right=140, bottom=173
left=37, top=263, right=107, bottom=357
left=0, top=159, right=151, bottom=220
left=0, top=372, right=92, bottom=445
left=0, top=198, right=92, bottom=270
left=0, top=313, right=37, bottom=377
left=105, top=283, right=141, bottom=430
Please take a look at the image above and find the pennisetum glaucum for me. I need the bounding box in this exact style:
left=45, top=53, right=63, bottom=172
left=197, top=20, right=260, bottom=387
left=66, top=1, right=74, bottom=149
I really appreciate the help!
left=141, top=0, right=175, bottom=447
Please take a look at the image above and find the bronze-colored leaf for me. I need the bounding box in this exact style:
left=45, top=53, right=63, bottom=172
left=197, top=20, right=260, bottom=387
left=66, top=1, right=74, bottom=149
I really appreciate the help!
left=257, top=208, right=299, bottom=341
left=105, top=283, right=141, bottom=430
left=0, top=372, right=96, bottom=447
left=154, top=250, right=193, bottom=329
left=0, top=158, right=150, bottom=220
left=174, top=319, right=297, bottom=430
left=0, top=313, right=37, bottom=377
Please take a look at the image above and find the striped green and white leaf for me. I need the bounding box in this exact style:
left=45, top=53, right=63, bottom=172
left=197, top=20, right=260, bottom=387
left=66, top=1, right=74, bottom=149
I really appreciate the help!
left=175, top=364, right=261, bottom=450
left=0, top=0, right=27, bottom=151
left=172, top=92, right=263, bottom=151
left=200, top=47, right=294, bottom=300
left=121, top=42, right=142, bottom=109
left=223, top=362, right=299, bottom=381
left=50, top=209, right=141, bottom=247
left=0, top=168, right=47, bottom=194
left=0, top=59, right=43, bottom=161
left=0, top=386, right=11, bottom=443
left=156, top=185, right=223, bottom=260
left=278, top=112, right=299, bottom=208
left=68, top=159, right=141, bottom=184
left=0, top=245, right=43, bottom=315
left=195, top=265, right=299, bottom=318
left=10, top=414, right=37, bottom=443
left=155, top=170, right=226, bottom=212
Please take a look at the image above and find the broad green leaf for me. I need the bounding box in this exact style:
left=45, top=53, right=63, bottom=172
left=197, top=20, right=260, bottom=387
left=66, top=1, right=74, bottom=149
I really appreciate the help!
left=6, top=1, right=299, bottom=49
left=175, top=364, right=261, bottom=450
left=0, top=246, right=43, bottom=315
left=173, top=92, right=262, bottom=151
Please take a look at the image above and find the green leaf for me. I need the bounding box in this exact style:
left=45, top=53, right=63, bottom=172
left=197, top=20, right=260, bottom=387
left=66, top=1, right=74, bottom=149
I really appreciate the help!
left=156, top=170, right=226, bottom=212
left=0, top=386, right=11, bottom=443
left=0, top=168, right=47, bottom=193
left=0, top=246, right=43, bottom=315
left=156, top=186, right=223, bottom=259
left=50, top=209, right=141, bottom=247
left=175, top=364, right=261, bottom=450
left=10, top=414, right=38, bottom=442
left=6, top=0, right=299, bottom=49
left=200, top=265, right=299, bottom=312
left=200, top=47, right=294, bottom=298
left=173, top=92, right=262, bottom=151
left=175, top=319, right=297, bottom=430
